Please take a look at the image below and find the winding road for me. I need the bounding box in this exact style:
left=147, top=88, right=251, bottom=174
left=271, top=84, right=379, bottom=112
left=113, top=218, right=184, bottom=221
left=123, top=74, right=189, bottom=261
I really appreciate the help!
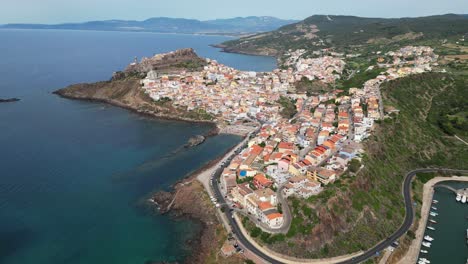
left=211, top=168, right=468, bottom=264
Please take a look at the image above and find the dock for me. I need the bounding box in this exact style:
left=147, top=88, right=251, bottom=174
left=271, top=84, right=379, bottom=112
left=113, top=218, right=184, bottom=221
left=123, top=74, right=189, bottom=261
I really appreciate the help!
left=434, top=185, right=468, bottom=196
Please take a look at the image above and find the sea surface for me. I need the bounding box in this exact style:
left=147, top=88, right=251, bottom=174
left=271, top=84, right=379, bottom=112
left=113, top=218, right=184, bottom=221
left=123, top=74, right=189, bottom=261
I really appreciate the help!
left=0, top=29, right=276, bottom=264
left=417, top=181, right=468, bottom=264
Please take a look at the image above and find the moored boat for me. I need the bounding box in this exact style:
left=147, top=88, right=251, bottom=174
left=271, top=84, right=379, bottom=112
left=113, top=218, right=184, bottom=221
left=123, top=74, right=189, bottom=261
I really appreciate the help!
left=432, top=200, right=438, bottom=204
left=427, top=226, right=435, bottom=231
left=462, top=195, right=467, bottom=204
left=419, top=258, right=430, bottom=263
left=429, top=219, right=437, bottom=224
left=420, top=250, right=428, bottom=253
left=430, top=211, right=438, bottom=217
left=422, top=241, right=431, bottom=248
left=431, top=206, right=437, bottom=210
left=424, top=235, right=434, bottom=241
left=456, top=193, right=462, bottom=201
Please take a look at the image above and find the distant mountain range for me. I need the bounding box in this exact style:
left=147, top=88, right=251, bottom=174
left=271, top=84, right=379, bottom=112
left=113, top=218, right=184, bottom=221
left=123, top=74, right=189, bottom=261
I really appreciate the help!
left=0, top=16, right=298, bottom=35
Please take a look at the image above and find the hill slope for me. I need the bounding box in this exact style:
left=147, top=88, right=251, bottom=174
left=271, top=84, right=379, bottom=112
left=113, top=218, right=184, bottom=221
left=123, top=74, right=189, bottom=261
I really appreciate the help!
left=219, top=14, right=468, bottom=56
left=243, top=72, right=468, bottom=258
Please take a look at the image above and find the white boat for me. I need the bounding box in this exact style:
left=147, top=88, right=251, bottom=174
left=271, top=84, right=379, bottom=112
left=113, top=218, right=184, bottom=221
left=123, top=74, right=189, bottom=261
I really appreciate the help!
left=424, top=235, right=434, bottom=241
left=427, top=226, right=435, bottom=231
left=462, top=195, right=467, bottom=203
left=432, top=200, right=438, bottom=204
left=430, top=212, right=438, bottom=217
left=431, top=206, right=437, bottom=210
left=419, top=258, right=431, bottom=263
left=456, top=193, right=462, bottom=201
left=429, top=219, right=437, bottom=224
left=422, top=242, right=431, bottom=248
left=420, top=250, right=428, bottom=253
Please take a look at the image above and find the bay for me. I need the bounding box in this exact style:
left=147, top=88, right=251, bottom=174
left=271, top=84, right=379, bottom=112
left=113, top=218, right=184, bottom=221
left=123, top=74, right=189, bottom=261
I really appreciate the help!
left=0, top=29, right=276, bottom=264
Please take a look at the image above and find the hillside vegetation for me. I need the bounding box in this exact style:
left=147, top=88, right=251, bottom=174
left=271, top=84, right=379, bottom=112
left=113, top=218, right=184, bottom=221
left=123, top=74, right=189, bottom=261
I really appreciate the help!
left=220, top=14, right=468, bottom=56
left=247, top=72, right=468, bottom=258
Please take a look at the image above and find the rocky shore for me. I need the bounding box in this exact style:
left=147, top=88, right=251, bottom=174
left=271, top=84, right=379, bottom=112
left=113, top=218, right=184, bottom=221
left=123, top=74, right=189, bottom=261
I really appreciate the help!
left=150, top=146, right=241, bottom=264
left=54, top=84, right=220, bottom=137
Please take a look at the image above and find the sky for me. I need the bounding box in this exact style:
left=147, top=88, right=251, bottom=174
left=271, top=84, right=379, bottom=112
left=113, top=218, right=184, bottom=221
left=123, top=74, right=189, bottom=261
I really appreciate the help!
left=1, top=0, right=467, bottom=24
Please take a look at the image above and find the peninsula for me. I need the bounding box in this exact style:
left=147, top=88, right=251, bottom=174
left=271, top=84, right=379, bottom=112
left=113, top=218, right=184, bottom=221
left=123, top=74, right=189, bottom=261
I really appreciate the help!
left=55, top=13, right=468, bottom=264
left=54, top=48, right=217, bottom=126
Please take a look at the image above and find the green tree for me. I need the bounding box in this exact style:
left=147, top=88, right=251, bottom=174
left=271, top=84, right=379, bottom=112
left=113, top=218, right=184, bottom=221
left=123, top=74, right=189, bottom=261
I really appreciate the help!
left=349, top=159, right=361, bottom=173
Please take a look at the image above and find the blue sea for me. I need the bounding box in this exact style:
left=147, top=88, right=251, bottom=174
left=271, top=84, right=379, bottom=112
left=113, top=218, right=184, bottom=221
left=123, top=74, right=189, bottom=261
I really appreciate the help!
left=0, top=29, right=276, bottom=264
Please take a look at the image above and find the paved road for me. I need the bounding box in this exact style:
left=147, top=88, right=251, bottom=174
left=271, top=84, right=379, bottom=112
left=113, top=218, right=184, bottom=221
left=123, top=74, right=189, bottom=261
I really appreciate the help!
left=211, top=168, right=468, bottom=264
left=276, top=184, right=292, bottom=234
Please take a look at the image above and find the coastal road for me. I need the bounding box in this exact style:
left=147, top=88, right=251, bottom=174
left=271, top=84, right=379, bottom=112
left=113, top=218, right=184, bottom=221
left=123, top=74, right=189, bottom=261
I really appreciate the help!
left=212, top=168, right=468, bottom=264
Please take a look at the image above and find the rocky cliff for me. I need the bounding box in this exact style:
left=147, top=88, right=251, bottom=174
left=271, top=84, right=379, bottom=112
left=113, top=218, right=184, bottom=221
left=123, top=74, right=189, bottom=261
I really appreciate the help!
left=125, top=48, right=206, bottom=74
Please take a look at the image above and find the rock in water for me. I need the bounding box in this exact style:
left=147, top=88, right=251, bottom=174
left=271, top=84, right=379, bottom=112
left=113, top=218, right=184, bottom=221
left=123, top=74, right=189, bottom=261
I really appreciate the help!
left=185, top=135, right=205, bottom=148
left=0, top=98, right=20, bottom=103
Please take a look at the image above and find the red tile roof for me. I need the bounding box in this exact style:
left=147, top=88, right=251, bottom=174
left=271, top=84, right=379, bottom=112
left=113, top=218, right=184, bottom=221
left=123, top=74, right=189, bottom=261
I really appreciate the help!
left=251, top=145, right=263, bottom=156
left=258, top=201, right=274, bottom=211
left=254, top=174, right=273, bottom=186
left=278, top=142, right=294, bottom=150
left=266, top=212, right=283, bottom=220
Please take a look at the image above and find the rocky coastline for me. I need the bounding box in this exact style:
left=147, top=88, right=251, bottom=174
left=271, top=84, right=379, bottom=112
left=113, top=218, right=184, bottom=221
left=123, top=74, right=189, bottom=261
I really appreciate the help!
left=53, top=88, right=220, bottom=138
left=149, top=143, right=241, bottom=264
left=54, top=85, right=240, bottom=263
left=52, top=48, right=228, bottom=138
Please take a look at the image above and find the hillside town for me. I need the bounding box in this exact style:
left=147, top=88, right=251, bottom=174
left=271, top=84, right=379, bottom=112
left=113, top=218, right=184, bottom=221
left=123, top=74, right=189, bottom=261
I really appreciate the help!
left=141, top=45, right=438, bottom=230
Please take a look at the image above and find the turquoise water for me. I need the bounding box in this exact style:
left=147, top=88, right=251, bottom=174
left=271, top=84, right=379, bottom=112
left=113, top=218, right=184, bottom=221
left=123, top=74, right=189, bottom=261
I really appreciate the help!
left=0, top=29, right=276, bottom=264
left=418, top=181, right=468, bottom=264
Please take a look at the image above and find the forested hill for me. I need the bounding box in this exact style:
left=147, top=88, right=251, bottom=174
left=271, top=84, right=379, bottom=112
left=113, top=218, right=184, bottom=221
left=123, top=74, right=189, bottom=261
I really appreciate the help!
left=218, top=14, right=468, bottom=56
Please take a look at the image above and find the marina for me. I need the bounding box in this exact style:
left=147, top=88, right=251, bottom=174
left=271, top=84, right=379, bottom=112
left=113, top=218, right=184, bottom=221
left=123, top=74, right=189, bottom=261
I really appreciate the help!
left=417, top=181, right=468, bottom=263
